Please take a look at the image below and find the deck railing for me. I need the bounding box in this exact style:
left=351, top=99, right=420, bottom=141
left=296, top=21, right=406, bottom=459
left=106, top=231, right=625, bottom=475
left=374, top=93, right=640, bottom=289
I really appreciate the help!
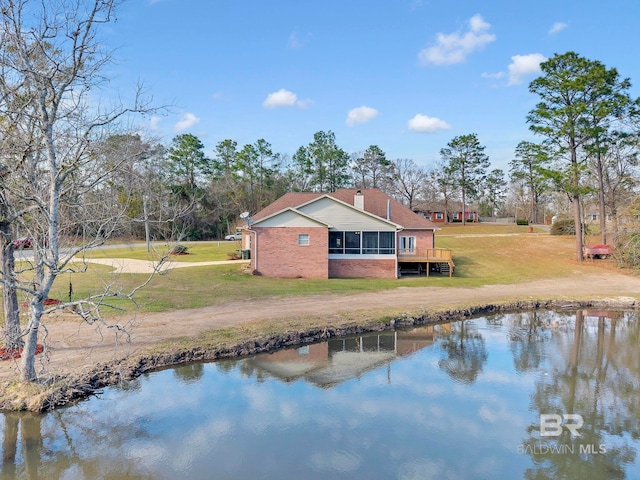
left=397, top=248, right=453, bottom=262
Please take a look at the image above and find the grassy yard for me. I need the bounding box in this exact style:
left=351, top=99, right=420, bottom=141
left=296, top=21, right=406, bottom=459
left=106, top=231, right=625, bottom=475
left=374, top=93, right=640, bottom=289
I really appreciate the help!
left=84, top=240, right=241, bottom=262
left=28, top=223, right=621, bottom=317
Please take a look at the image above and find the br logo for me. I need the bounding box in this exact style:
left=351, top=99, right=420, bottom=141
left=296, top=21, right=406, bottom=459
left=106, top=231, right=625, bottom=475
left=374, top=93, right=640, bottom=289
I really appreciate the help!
left=540, top=414, right=583, bottom=437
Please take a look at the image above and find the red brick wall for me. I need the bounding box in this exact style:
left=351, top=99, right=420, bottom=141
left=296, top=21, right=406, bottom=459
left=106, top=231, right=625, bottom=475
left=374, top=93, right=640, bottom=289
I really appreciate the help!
left=252, top=227, right=328, bottom=278
left=400, top=229, right=435, bottom=249
left=329, top=258, right=396, bottom=279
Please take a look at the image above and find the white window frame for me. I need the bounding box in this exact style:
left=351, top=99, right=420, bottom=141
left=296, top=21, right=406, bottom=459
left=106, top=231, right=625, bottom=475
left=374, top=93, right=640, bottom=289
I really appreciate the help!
left=399, top=236, right=415, bottom=254
left=298, top=234, right=310, bottom=246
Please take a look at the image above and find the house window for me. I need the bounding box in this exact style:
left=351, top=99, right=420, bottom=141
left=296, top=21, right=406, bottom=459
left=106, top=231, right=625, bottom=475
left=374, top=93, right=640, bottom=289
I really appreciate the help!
left=298, top=234, right=310, bottom=246
left=435, top=212, right=443, bottom=220
left=379, top=232, right=395, bottom=254
left=329, top=231, right=343, bottom=253
left=399, top=236, right=415, bottom=254
left=344, top=231, right=361, bottom=254
left=328, top=231, right=395, bottom=255
left=362, top=232, right=379, bottom=254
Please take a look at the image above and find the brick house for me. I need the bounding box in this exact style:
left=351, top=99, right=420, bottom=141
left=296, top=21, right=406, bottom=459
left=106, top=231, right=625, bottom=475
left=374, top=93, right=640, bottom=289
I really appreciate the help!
left=452, top=211, right=478, bottom=222
left=242, top=189, right=452, bottom=279
left=430, top=211, right=447, bottom=223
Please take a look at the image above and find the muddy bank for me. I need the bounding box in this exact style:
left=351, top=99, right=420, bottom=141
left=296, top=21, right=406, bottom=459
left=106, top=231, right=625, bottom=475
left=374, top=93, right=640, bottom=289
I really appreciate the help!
left=2, top=297, right=637, bottom=412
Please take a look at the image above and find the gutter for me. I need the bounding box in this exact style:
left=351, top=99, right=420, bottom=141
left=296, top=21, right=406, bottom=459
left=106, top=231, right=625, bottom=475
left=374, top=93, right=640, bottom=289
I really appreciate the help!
left=248, top=228, right=258, bottom=273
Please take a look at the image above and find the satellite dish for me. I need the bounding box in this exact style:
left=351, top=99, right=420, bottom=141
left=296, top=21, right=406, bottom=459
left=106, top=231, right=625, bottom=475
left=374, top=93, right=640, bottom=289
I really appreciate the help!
left=239, top=211, right=250, bottom=219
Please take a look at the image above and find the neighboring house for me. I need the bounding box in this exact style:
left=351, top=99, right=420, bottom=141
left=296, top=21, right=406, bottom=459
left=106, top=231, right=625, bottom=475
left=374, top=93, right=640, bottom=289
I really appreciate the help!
left=411, top=206, right=448, bottom=223
left=413, top=202, right=480, bottom=224
left=584, top=211, right=640, bottom=225
left=452, top=211, right=478, bottom=222
left=430, top=211, right=447, bottom=223
left=242, top=188, right=453, bottom=279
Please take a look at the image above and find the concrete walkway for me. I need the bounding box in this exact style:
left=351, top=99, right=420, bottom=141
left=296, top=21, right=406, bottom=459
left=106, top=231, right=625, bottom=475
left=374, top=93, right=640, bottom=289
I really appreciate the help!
left=84, top=258, right=250, bottom=274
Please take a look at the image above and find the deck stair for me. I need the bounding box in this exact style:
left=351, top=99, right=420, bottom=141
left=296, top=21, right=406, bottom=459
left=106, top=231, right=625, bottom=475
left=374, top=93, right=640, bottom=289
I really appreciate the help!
left=397, top=248, right=454, bottom=277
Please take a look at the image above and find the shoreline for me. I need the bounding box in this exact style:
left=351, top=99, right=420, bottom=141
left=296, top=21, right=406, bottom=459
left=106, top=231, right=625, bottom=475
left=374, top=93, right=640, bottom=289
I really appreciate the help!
left=1, top=293, right=638, bottom=412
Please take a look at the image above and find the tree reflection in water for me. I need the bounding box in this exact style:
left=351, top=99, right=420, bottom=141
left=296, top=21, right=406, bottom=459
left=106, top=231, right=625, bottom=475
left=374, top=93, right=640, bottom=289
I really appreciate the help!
left=437, top=320, right=488, bottom=384
left=519, top=310, right=639, bottom=479
left=1, top=311, right=640, bottom=479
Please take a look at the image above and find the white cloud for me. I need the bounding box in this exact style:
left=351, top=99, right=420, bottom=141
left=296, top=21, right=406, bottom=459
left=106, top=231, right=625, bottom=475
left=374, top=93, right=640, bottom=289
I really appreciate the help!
left=549, top=22, right=568, bottom=35
left=418, top=14, right=496, bottom=65
left=149, top=116, right=161, bottom=130
left=507, top=53, right=546, bottom=85
left=481, top=71, right=505, bottom=80
left=263, top=89, right=310, bottom=108
left=407, top=114, right=451, bottom=133
left=346, top=106, right=379, bottom=127
left=288, top=31, right=312, bottom=50
left=173, top=112, right=200, bottom=132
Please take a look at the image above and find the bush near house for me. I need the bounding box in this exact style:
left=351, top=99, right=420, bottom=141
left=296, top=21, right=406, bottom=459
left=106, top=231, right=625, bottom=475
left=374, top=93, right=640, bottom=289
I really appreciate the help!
left=615, top=232, right=640, bottom=268
left=551, top=219, right=593, bottom=236
left=551, top=219, right=575, bottom=235
left=170, top=245, right=189, bottom=255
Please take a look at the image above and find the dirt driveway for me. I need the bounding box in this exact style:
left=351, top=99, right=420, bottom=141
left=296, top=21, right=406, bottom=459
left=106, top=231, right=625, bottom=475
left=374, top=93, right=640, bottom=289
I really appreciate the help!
left=1, top=265, right=639, bottom=385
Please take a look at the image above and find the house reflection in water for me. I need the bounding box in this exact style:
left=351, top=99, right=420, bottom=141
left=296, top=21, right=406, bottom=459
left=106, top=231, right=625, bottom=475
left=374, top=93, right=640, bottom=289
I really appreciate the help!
left=246, top=324, right=451, bottom=388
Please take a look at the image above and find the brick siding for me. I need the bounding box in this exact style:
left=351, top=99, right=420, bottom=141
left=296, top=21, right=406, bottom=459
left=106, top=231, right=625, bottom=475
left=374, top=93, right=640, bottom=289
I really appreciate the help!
left=329, top=258, right=397, bottom=279
left=252, top=227, right=328, bottom=278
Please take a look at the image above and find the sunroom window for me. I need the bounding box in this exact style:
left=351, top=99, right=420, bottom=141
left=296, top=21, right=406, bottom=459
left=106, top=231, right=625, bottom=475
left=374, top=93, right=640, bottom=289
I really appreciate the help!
left=328, top=231, right=395, bottom=255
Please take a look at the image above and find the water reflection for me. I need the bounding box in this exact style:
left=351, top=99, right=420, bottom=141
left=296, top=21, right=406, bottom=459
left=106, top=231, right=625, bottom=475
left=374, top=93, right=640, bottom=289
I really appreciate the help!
left=244, top=326, right=439, bottom=387
left=520, top=310, right=639, bottom=479
left=438, top=320, right=488, bottom=384
left=1, top=310, right=639, bottom=479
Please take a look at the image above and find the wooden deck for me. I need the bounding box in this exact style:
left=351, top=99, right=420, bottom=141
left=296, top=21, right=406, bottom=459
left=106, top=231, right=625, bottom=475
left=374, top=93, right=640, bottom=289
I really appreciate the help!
left=397, top=248, right=455, bottom=277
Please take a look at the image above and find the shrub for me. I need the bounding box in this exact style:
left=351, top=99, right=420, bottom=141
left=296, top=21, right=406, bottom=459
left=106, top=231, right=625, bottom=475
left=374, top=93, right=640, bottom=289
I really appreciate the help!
left=170, top=245, right=189, bottom=255
left=516, top=218, right=529, bottom=226
left=615, top=232, right=640, bottom=268
left=550, top=219, right=575, bottom=235
left=227, top=250, right=242, bottom=260
left=550, top=219, right=593, bottom=236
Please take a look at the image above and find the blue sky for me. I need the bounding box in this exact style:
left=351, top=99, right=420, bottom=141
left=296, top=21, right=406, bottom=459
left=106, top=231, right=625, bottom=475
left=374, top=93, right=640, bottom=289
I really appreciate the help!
left=103, top=0, right=640, bottom=171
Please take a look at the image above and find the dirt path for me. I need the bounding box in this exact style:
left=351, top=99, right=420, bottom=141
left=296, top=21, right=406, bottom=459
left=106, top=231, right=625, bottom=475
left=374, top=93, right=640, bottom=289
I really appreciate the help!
left=1, top=268, right=639, bottom=384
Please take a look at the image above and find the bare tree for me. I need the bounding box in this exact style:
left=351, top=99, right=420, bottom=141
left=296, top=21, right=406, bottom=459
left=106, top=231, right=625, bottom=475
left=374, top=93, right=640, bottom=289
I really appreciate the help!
left=602, top=132, right=640, bottom=243
left=388, top=158, right=427, bottom=210
left=0, top=0, right=159, bottom=381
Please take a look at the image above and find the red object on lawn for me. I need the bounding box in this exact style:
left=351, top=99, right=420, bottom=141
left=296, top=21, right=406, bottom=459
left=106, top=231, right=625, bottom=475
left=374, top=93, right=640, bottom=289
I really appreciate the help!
left=22, top=298, right=62, bottom=308
left=0, top=344, right=44, bottom=361
left=583, top=244, right=613, bottom=258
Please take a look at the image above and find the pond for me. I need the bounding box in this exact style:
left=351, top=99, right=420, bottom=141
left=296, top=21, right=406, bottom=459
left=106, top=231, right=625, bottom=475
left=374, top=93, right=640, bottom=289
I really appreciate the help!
left=1, top=310, right=640, bottom=479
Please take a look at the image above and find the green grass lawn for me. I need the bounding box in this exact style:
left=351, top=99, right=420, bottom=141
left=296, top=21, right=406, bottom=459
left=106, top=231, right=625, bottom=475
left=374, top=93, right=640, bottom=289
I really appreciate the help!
left=83, top=240, right=242, bottom=262
left=33, top=224, right=619, bottom=317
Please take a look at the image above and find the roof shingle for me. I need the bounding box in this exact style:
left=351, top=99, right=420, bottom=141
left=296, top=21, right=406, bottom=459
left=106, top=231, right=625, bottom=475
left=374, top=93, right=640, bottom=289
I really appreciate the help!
left=251, top=189, right=438, bottom=230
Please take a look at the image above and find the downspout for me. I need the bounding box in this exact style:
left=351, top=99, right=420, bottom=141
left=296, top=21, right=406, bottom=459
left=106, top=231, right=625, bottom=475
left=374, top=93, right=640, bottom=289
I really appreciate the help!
left=249, top=229, right=258, bottom=273
left=389, top=201, right=398, bottom=278
left=395, top=228, right=402, bottom=279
